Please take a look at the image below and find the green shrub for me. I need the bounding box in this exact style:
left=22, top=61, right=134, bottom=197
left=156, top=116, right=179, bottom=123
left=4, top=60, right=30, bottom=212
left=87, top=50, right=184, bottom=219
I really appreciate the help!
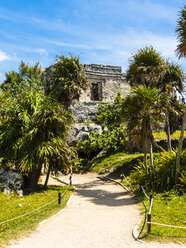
left=78, top=124, right=127, bottom=160
left=129, top=150, right=186, bottom=192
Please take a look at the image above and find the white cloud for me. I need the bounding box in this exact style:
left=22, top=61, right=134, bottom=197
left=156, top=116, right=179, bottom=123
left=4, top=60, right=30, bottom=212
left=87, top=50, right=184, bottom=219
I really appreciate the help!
left=43, top=39, right=90, bottom=49
left=35, top=48, right=48, bottom=56
left=0, top=49, right=11, bottom=61
left=80, top=28, right=186, bottom=71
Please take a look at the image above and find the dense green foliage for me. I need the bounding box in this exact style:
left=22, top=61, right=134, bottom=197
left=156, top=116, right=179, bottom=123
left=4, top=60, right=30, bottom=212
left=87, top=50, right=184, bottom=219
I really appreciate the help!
left=78, top=124, right=127, bottom=160
left=46, top=55, right=88, bottom=108
left=0, top=61, right=76, bottom=189
left=96, top=93, right=123, bottom=130
left=0, top=90, right=74, bottom=188
left=158, top=62, right=184, bottom=94
left=126, top=47, right=166, bottom=87
left=128, top=150, right=185, bottom=192
left=78, top=93, right=127, bottom=164
left=176, top=5, right=186, bottom=58
left=1, top=61, right=45, bottom=94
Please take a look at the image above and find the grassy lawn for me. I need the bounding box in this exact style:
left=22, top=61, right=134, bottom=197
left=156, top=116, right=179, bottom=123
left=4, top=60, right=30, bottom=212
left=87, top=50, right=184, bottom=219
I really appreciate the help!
left=153, top=130, right=186, bottom=140
left=90, top=152, right=144, bottom=174
left=140, top=192, right=186, bottom=243
left=0, top=185, right=73, bottom=247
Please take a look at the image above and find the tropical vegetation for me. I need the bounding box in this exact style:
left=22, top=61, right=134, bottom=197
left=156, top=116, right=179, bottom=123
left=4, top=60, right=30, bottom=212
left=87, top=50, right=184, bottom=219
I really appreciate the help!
left=46, top=55, right=88, bottom=108
left=0, top=57, right=87, bottom=190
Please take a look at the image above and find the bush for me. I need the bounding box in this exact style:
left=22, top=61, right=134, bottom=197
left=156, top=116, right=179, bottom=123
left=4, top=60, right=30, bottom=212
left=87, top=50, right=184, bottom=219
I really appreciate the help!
left=129, top=150, right=186, bottom=192
left=78, top=124, right=127, bottom=160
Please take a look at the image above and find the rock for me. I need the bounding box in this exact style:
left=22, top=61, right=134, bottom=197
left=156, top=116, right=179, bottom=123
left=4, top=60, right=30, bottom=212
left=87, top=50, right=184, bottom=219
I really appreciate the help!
left=4, top=188, right=10, bottom=195
left=68, top=123, right=102, bottom=144
left=0, top=167, right=23, bottom=194
left=16, top=190, right=23, bottom=197
left=71, top=102, right=99, bottom=123
left=77, top=131, right=90, bottom=142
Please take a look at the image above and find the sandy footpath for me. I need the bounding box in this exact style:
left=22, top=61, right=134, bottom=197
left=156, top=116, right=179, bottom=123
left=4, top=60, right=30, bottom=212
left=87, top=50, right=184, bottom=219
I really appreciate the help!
left=7, top=173, right=185, bottom=248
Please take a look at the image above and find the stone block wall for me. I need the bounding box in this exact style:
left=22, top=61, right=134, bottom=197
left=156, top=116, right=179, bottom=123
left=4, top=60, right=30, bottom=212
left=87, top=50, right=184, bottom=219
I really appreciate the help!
left=79, top=64, right=130, bottom=103
left=70, top=63, right=131, bottom=143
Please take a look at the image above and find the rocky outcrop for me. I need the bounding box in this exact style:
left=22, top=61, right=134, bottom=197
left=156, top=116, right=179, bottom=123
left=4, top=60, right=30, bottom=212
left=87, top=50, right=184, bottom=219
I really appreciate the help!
left=68, top=123, right=102, bottom=144
left=0, top=167, right=23, bottom=195
left=71, top=101, right=100, bottom=123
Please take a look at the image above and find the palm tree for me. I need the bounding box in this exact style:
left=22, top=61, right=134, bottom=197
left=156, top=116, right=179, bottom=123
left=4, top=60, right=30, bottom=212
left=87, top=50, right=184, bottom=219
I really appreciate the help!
left=0, top=89, right=74, bottom=190
left=46, top=55, right=88, bottom=108
left=158, top=62, right=184, bottom=152
left=121, top=86, right=164, bottom=173
left=176, top=5, right=186, bottom=58
left=126, top=46, right=166, bottom=88
left=0, top=62, right=75, bottom=190
left=1, top=61, right=45, bottom=94
left=175, top=5, right=186, bottom=186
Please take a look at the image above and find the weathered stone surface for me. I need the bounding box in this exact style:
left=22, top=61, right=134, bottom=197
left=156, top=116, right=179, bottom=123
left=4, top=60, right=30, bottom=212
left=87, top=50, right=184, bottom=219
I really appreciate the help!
left=71, top=101, right=99, bottom=123
left=0, top=167, right=23, bottom=194
left=80, top=64, right=131, bottom=103
left=68, top=123, right=102, bottom=144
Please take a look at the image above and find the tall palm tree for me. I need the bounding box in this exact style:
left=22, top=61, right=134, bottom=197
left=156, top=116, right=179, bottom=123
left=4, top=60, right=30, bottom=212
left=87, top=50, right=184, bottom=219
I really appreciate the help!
left=121, top=86, right=164, bottom=173
left=158, top=62, right=184, bottom=152
left=175, top=5, right=186, bottom=186
left=126, top=46, right=166, bottom=88
left=176, top=5, right=186, bottom=58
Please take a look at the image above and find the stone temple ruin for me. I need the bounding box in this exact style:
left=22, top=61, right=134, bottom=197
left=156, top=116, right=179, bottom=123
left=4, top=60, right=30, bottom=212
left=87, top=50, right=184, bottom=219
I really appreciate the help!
left=70, top=64, right=131, bottom=143
left=72, top=64, right=130, bottom=122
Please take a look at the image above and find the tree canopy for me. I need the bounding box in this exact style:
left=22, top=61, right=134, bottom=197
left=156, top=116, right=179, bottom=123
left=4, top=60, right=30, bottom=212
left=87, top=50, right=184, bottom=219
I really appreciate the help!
left=176, top=5, right=186, bottom=58
left=126, top=46, right=166, bottom=88
left=46, top=55, right=88, bottom=108
left=0, top=62, right=75, bottom=189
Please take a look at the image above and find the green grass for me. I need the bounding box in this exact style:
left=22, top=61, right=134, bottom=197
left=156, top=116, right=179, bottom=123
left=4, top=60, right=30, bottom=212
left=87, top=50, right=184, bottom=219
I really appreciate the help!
left=153, top=130, right=186, bottom=140
left=0, top=185, right=73, bottom=247
left=140, top=192, right=186, bottom=243
left=90, top=152, right=143, bottom=174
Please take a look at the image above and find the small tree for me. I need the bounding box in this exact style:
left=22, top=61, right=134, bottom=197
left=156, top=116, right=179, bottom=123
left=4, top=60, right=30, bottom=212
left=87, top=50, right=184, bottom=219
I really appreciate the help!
left=0, top=89, right=74, bottom=190
left=1, top=61, right=45, bottom=94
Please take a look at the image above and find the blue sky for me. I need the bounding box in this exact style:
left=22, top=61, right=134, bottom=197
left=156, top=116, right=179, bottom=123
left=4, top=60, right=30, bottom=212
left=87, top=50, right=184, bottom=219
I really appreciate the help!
left=0, top=0, right=185, bottom=81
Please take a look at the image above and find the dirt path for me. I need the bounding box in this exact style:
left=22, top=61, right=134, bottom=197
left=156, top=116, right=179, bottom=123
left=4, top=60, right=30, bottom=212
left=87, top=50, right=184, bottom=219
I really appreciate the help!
left=8, top=173, right=185, bottom=248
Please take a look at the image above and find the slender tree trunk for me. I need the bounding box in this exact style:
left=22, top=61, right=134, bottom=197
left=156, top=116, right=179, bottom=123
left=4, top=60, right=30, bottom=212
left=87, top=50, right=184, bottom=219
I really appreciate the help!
left=175, top=108, right=186, bottom=186
left=44, top=164, right=51, bottom=189
left=149, top=142, right=154, bottom=172
left=166, top=110, right=172, bottom=152
left=144, top=152, right=148, bottom=174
